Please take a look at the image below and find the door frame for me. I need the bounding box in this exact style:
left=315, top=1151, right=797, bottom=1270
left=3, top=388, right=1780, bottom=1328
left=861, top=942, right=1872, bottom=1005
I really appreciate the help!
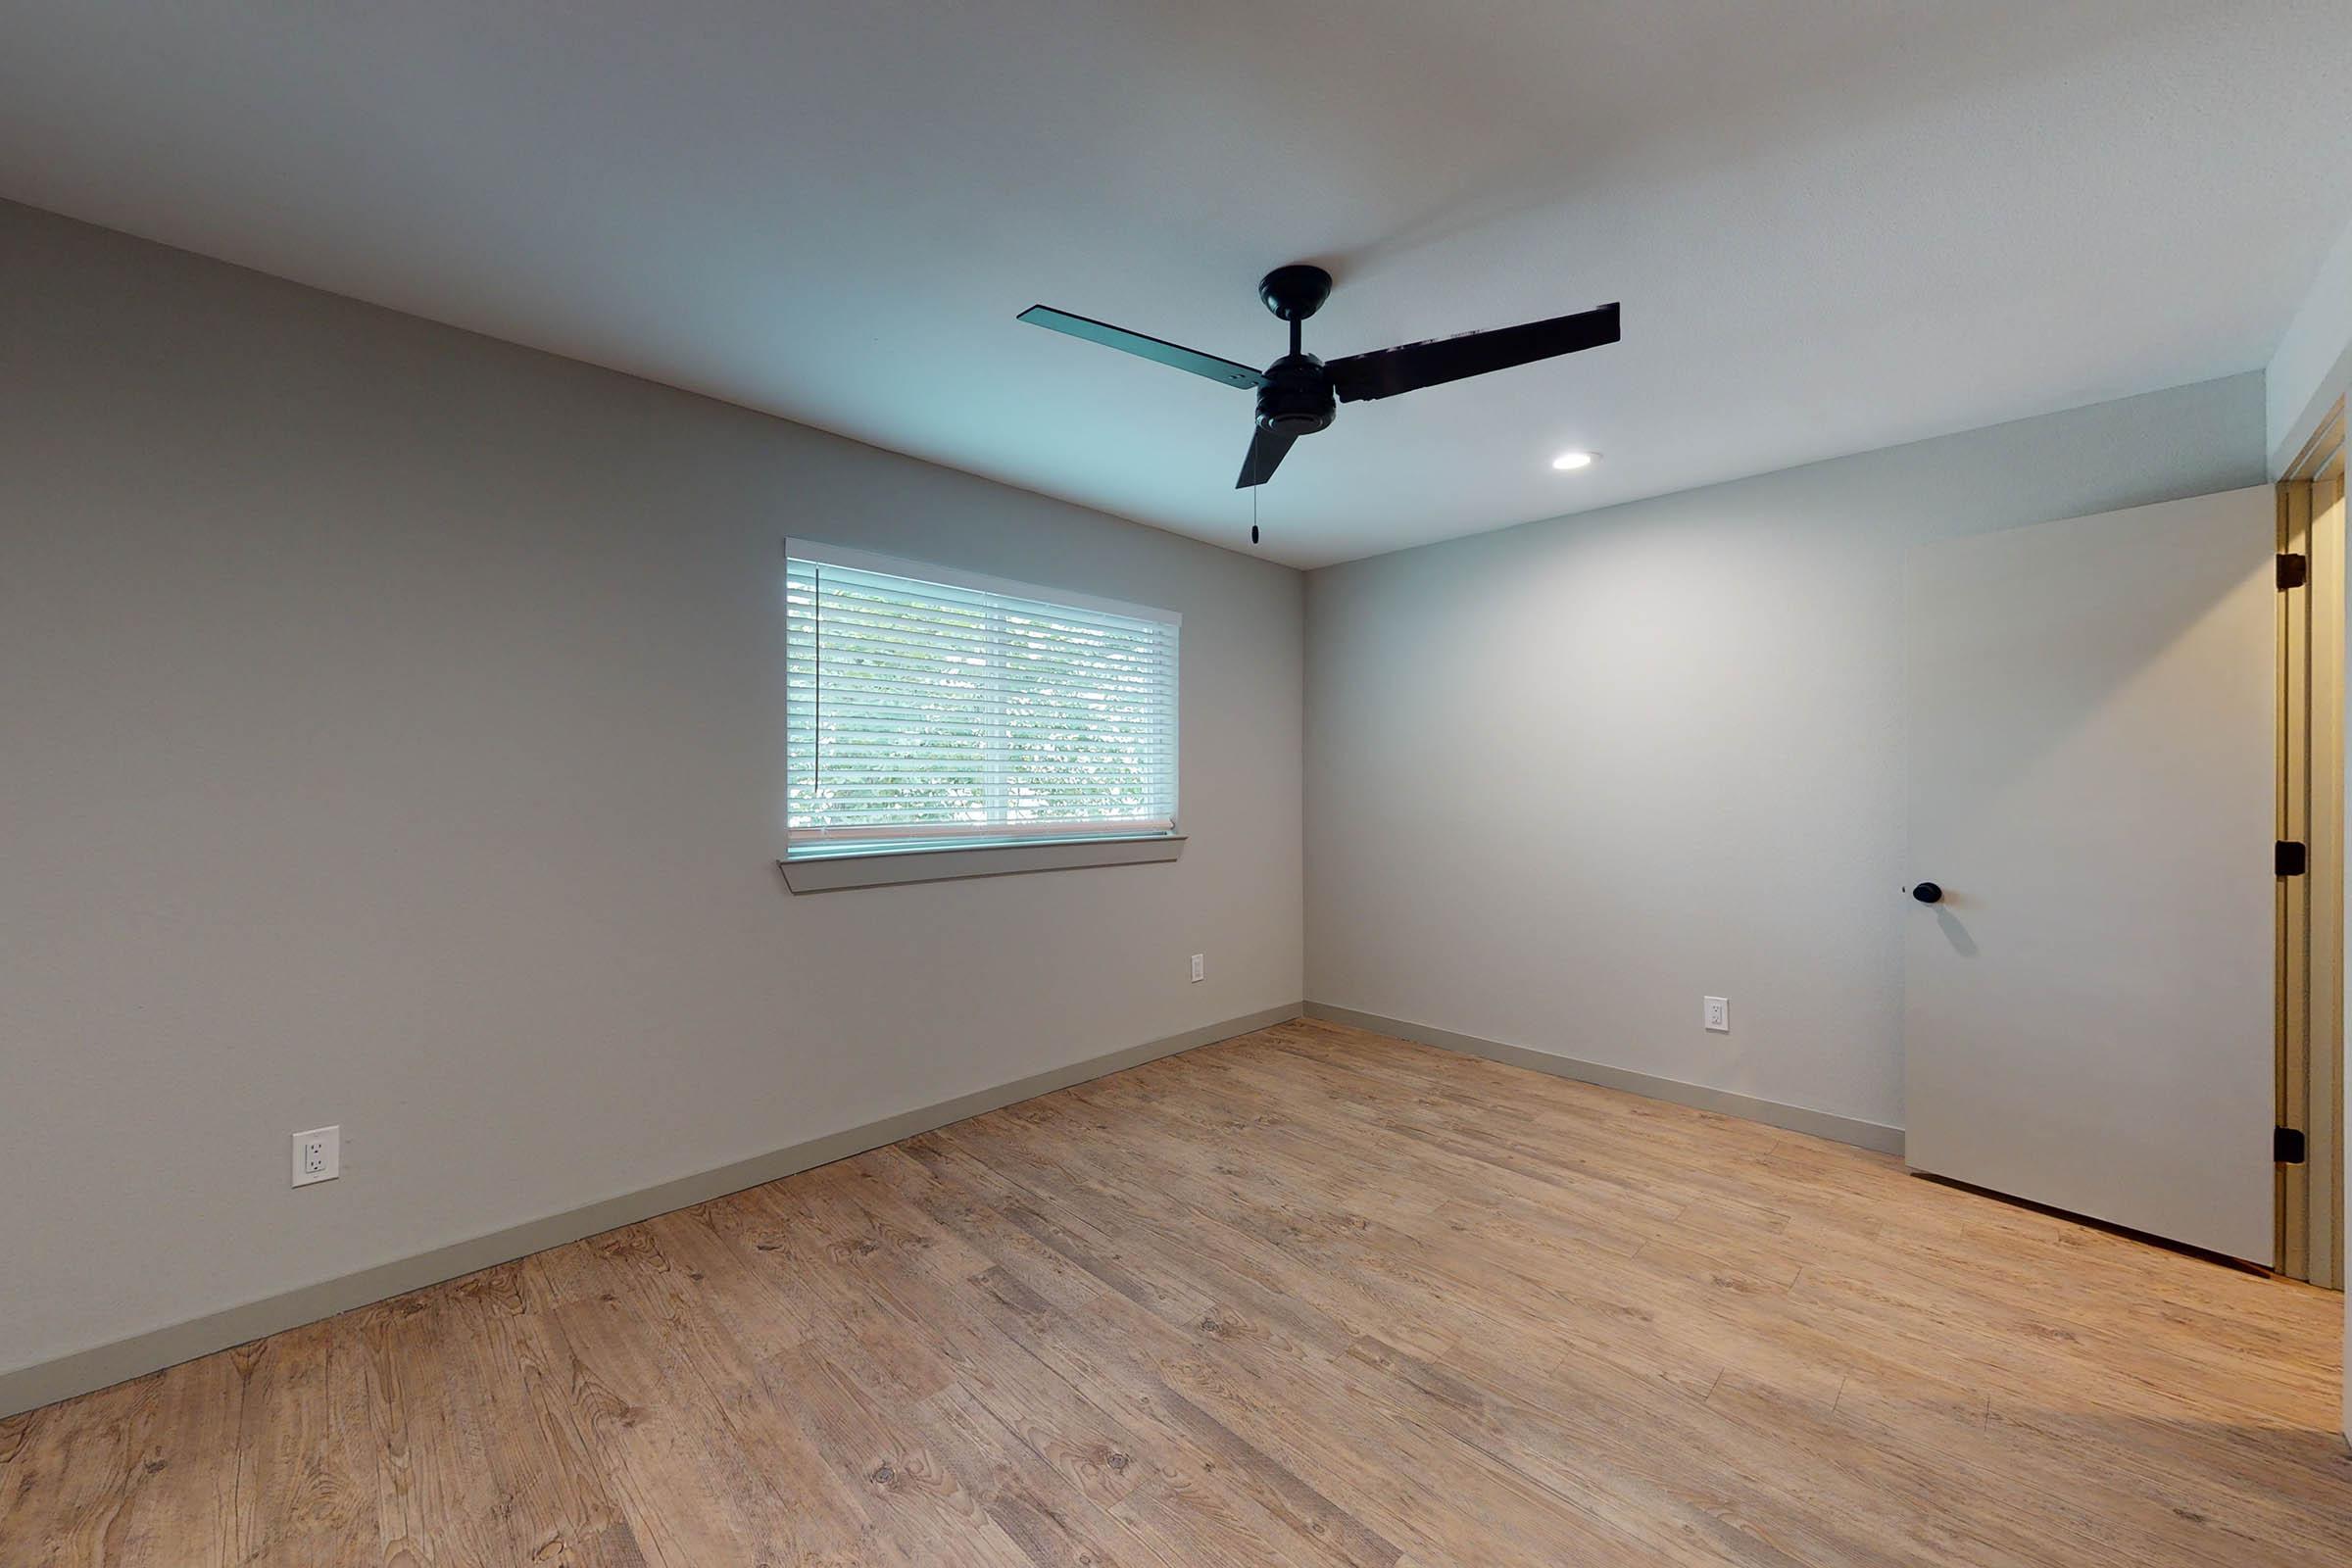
left=2278, top=398, right=2346, bottom=1286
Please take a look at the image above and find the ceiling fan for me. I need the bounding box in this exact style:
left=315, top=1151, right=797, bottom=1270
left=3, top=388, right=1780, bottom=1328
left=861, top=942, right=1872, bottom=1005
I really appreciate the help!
left=1018, top=264, right=1620, bottom=495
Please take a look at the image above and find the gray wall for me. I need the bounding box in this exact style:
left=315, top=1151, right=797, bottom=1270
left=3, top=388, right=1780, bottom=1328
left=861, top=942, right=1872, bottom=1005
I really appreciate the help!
left=1305, top=375, right=2269, bottom=1132
left=0, top=202, right=1304, bottom=1382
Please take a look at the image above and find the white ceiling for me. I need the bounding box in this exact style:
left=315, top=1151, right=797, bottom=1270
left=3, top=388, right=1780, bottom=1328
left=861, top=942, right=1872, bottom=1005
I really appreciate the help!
left=3, top=2, right=2347, bottom=567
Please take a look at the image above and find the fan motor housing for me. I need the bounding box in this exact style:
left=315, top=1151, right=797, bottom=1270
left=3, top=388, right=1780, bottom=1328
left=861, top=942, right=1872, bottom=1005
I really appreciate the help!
left=1256, top=354, right=1335, bottom=435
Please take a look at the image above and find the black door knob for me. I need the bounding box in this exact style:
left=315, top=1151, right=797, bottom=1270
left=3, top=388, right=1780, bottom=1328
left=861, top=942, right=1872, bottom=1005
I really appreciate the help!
left=1911, top=882, right=1943, bottom=905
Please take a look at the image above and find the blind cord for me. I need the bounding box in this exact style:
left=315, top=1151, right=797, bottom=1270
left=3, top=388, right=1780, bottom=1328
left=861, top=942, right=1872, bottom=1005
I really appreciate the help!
left=811, top=566, right=822, bottom=799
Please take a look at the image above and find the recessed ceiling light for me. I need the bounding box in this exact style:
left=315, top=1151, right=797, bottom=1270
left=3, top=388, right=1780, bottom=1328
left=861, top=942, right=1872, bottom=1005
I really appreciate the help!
left=1550, top=450, right=1597, bottom=471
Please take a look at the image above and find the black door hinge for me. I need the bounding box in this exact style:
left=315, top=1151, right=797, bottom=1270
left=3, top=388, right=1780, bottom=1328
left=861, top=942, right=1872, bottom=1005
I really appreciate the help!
left=2276, top=1126, right=2307, bottom=1164
left=2279, top=553, right=2309, bottom=590
left=2277, top=840, right=2308, bottom=876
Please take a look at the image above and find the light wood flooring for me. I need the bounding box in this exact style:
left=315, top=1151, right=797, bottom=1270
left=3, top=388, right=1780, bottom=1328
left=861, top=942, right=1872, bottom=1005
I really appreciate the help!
left=3, top=1018, right=2348, bottom=1565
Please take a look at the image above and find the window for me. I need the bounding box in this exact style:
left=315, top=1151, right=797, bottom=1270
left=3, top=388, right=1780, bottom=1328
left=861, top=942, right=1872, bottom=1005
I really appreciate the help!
left=784, top=542, right=1180, bottom=869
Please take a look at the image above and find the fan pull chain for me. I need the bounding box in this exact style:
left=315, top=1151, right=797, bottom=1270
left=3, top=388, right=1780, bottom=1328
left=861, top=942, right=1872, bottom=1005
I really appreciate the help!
left=1250, top=483, right=1259, bottom=547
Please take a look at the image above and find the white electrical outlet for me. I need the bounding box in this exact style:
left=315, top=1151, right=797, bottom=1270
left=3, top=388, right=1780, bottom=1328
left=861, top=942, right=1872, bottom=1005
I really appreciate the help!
left=1703, top=997, right=1730, bottom=1033
left=1189, top=953, right=1205, bottom=983
left=292, top=1126, right=340, bottom=1187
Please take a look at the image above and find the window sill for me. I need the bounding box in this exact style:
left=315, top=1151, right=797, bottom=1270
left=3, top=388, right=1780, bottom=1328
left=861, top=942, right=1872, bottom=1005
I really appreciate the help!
left=777, top=834, right=1186, bottom=894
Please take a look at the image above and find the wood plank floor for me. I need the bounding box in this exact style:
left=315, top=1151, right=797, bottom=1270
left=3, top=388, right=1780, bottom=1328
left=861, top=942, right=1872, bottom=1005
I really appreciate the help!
left=4, top=1018, right=2347, bottom=1565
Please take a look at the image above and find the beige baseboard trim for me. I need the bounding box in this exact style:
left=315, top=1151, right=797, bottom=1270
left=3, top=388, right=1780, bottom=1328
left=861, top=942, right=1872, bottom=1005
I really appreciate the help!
left=1304, top=1002, right=1906, bottom=1156
left=0, top=1002, right=1304, bottom=1420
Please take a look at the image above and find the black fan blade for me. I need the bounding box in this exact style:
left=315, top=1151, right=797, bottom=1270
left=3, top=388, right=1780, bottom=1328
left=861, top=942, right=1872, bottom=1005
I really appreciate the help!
left=1235, top=425, right=1297, bottom=488
left=1327, top=302, right=1620, bottom=403
left=1018, top=305, right=1265, bottom=390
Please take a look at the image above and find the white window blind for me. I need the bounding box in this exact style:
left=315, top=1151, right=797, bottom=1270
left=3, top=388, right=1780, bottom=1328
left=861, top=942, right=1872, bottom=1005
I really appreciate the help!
left=784, top=543, right=1180, bottom=857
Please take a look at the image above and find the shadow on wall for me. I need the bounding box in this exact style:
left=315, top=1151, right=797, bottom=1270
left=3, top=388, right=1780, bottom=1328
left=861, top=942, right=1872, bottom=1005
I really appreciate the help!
left=1933, top=905, right=1978, bottom=959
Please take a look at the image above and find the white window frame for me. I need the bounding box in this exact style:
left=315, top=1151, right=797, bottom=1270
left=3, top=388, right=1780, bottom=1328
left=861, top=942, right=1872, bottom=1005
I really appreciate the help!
left=779, top=539, right=1184, bottom=892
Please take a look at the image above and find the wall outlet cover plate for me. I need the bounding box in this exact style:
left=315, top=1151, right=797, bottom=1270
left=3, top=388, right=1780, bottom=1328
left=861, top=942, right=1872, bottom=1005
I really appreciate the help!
left=292, top=1126, right=340, bottom=1187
